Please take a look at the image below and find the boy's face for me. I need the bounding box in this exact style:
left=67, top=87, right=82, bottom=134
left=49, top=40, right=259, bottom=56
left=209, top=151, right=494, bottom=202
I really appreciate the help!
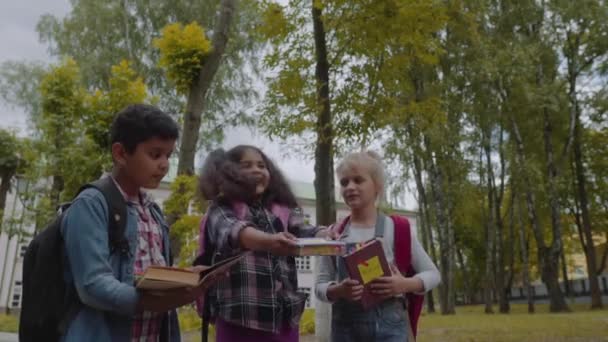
left=113, top=137, right=176, bottom=189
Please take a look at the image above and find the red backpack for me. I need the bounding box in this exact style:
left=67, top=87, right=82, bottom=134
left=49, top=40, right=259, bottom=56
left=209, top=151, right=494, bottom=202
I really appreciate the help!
left=330, top=214, right=425, bottom=337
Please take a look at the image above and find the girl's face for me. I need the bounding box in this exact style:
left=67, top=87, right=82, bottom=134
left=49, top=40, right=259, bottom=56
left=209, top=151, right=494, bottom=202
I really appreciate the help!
left=338, top=165, right=380, bottom=211
left=239, top=148, right=270, bottom=196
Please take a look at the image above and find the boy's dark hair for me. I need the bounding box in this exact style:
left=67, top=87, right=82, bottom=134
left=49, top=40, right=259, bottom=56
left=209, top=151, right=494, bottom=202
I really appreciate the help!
left=110, top=104, right=179, bottom=153
left=200, top=145, right=299, bottom=208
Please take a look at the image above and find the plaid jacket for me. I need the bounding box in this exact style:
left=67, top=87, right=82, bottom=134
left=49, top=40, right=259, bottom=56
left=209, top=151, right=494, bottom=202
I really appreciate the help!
left=205, top=202, right=320, bottom=333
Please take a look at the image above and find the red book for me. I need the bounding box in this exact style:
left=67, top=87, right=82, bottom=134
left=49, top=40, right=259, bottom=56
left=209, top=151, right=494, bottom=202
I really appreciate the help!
left=343, top=239, right=391, bottom=310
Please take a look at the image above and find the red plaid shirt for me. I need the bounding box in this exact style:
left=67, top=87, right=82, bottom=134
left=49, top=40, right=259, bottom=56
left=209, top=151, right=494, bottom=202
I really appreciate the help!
left=113, top=178, right=166, bottom=342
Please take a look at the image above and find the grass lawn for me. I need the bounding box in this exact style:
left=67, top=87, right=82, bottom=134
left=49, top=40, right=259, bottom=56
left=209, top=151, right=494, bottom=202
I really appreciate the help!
left=5, top=303, right=606, bottom=342
left=417, top=304, right=608, bottom=342
left=0, top=313, right=18, bottom=333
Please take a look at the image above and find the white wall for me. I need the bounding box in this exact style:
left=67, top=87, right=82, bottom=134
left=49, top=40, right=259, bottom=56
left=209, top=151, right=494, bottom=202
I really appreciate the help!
left=0, top=190, right=34, bottom=311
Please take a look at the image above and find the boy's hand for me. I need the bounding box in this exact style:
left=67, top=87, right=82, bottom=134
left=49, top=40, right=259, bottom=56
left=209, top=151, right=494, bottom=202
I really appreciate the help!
left=189, top=265, right=210, bottom=274
left=334, top=278, right=364, bottom=302
left=138, top=284, right=208, bottom=313
left=266, top=232, right=298, bottom=256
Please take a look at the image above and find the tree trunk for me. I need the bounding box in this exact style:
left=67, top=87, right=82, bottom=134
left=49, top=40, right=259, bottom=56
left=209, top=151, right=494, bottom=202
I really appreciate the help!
left=597, top=231, right=608, bottom=274
left=541, top=109, right=570, bottom=312
left=500, top=190, right=515, bottom=314
left=311, top=2, right=335, bottom=228
left=409, top=71, right=437, bottom=314
left=517, top=194, right=534, bottom=313
left=176, top=0, right=238, bottom=176
left=412, top=150, right=436, bottom=313
left=560, top=243, right=571, bottom=297
left=511, top=117, right=539, bottom=313
left=572, top=111, right=603, bottom=308
left=456, top=247, right=470, bottom=305
left=482, top=132, right=495, bottom=314
left=50, top=175, right=64, bottom=212
left=428, top=152, right=454, bottom=314
left=312, top=3, right=335, bottom=341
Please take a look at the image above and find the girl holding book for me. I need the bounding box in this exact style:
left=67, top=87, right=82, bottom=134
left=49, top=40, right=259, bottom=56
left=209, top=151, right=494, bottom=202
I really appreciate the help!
left=197, top=145, right=330, bottom=342
left=315, top=151, right=441, bottom=342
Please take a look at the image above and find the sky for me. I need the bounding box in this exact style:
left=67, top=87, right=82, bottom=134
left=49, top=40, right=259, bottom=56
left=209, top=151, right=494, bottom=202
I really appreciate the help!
left=0, top=0, right=417, bottom=210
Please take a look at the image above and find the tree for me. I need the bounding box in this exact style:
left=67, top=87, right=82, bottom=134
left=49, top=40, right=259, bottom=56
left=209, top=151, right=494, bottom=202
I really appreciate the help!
left=153, top=8, right=237, bottom=177
left=0, top=130, right=20, bottom=231
left=36, top=0, right=262, bottom=160
left=0, top=61, right=46, bottom=122
left=38, top=58, right=86, bottom=211
left=550, top=0, right=608, bottom=309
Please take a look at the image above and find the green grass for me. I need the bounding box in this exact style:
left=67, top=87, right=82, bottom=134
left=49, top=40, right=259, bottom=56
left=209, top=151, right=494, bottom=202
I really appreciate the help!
left=0, top=314, right=19, bottom=333
left=417, top=304, right=608, bottom=342
left=6, top=303, right=603, bottom=342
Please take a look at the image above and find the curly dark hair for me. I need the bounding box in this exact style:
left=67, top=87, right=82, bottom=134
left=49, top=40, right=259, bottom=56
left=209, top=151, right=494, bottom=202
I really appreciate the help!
left=199, top=145, right=299, bottom=208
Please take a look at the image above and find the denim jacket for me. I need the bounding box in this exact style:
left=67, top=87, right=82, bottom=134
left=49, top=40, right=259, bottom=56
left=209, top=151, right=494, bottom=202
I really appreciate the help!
left=60, top=188, right=181, bottom=342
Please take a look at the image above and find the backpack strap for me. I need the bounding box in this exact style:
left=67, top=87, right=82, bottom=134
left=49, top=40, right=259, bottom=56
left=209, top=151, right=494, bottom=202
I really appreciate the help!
left=331, top=216, right=350, bottom=239
left=270, top=204, right=290, bottom=231
left=58, top=177, right=129, bottom=335
left=79, top=177, right=129, bottom=255
left=391, top=215, right=424, bottom=338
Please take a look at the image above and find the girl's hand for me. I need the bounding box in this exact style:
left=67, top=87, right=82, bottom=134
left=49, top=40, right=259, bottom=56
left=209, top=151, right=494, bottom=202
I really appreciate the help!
left=335, top=278, right=364, bottom=302
left=267, top=231, right=298, bottom=256
left=369, top=264, right=408, bottom=299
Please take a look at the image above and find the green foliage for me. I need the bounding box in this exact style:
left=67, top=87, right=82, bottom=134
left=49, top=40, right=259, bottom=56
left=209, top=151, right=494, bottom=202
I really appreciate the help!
left=164, top=175, right=203, bottom=217
left=172, top=214, right=203, bottom=267
left=0, top=129, right=20, bottom=175
left=35, top=0, right=264, bottom=151
left=163, top=175, right=206, bottom=264
left=259, top=0, right=447, bottom=154
left=154, top=22, right=212, bottom=94
left=0, top=61, right=46, bottom=120
left=86, top=59, right=148, bottom=151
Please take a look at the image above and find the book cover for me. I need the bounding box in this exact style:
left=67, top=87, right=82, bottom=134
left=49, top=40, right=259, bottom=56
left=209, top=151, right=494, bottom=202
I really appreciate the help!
left=343, top=239, right=391, bottom=310
left=137, top=253, right=246, bottom=291
left=295, top=238, right=346, bottom=256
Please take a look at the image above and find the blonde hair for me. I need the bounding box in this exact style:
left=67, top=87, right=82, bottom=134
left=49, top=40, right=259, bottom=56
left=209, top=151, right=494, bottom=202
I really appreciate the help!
left=336, top=150, right=385, bottom=192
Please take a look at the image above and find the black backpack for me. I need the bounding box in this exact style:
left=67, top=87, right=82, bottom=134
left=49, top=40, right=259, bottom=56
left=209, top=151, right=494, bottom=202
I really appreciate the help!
left=19, top=177, right=128, bottom=342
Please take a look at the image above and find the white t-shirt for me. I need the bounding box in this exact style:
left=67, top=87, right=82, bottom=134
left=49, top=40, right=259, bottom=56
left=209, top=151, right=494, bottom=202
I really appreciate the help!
left=314, top=217, right=441, bottom=303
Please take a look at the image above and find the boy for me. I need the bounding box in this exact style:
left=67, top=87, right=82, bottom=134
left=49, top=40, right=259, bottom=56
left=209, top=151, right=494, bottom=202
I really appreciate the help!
left=60, top=104, right=202, bottom=341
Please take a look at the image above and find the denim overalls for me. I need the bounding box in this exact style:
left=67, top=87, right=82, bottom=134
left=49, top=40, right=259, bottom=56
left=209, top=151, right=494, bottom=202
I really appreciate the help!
left=331, top=214, right=409, bottom=342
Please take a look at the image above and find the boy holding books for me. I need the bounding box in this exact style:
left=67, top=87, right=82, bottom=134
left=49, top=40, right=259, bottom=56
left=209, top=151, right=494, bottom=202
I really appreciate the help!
left=60, top=104, right=202, bottom=341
